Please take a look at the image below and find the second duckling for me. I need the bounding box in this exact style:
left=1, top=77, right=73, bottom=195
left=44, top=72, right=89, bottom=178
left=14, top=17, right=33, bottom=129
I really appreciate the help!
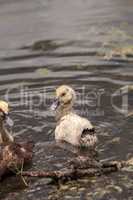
left=51, top=85, right=98, bottom=149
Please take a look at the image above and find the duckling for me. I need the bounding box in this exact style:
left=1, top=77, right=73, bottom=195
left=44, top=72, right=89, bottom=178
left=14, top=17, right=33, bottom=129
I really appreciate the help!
left=0, top=101, right=35, bottom=179
left=0, top=100, right=14, bottom=144
left=51, top=85, right=98, bottom=149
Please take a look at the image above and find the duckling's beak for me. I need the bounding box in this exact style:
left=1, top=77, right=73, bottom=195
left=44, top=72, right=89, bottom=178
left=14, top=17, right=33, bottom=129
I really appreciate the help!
left=4, top=112, right=14, bottom=127
left=51, top=98, right=60, bottom=111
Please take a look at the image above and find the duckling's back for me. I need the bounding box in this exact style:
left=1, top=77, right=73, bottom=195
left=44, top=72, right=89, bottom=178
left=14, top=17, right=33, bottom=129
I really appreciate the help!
left=55, top=112, right=97, bottom=147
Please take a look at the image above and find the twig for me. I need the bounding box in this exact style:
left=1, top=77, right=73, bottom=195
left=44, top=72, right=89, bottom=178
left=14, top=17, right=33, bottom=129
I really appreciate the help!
left=20, top=164, right=118, bottom=181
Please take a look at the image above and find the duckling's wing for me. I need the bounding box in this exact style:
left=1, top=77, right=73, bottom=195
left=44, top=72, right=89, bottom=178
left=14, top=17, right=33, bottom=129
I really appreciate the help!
left=80, top=128, right=97, bottom=148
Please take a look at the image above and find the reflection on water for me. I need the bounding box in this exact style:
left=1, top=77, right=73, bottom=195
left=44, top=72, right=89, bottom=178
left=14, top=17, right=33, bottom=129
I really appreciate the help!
left=0, top=0, right=133, bottom=199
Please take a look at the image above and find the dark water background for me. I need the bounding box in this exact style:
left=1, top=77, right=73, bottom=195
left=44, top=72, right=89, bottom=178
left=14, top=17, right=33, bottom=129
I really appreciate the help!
left=0, top=0, right=133, bottom=199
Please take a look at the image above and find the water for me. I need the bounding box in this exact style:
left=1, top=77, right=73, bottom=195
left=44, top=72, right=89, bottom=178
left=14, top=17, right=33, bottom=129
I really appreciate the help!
left=0, top=0, right=133, bottom=199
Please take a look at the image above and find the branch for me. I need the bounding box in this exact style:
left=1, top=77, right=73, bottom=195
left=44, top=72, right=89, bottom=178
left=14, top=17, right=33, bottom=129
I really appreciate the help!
left=20, top=163, right=118, bottom=181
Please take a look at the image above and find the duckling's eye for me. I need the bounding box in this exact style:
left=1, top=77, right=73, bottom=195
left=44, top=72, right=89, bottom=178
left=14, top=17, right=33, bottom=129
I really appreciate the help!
left=61, top=92, right=66, bottom=97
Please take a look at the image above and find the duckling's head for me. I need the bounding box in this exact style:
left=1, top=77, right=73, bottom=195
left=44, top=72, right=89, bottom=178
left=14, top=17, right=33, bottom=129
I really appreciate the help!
left=0, top=100, right=13, bottom=126
left=0, top=101, right=9, bottom=121
left=51, top=85, right=76, bottom=111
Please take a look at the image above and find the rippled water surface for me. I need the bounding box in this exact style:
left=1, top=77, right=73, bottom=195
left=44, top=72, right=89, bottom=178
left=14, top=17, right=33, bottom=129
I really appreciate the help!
left=0, top=0, right=133, bottom=199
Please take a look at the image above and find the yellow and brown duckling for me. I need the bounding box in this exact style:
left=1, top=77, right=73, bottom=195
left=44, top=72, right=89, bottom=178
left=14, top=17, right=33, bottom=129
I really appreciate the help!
left=0, top=100, right=14, bottom=144
left=0, top=100, right=34, bottom=178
